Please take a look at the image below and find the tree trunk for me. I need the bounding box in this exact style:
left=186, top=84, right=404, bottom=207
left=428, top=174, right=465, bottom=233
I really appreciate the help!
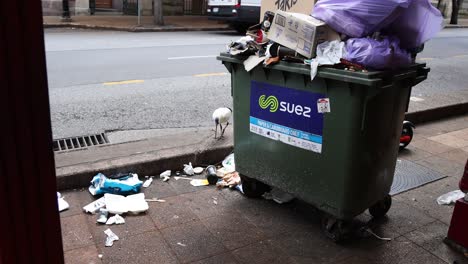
left=154, top=0, right=164, bottom=25
left=437, top=0, right=443, bottom=8
left=450, top=0, right=464, bottom=24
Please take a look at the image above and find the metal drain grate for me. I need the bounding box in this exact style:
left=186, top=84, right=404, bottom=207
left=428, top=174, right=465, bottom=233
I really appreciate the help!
left=390, top=159, right=446, bottom=195
left=53, top=133, right=109, bottom=152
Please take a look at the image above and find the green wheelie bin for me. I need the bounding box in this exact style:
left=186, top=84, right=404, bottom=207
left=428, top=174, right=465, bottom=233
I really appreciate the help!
left=217, top=53, right=429, bottom=241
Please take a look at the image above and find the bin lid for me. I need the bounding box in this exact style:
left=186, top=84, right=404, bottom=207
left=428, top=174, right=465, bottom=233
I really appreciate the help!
left=217, top=53, right=429, bottom=88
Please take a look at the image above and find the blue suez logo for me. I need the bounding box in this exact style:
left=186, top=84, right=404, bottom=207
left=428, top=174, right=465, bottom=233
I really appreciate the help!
left=258, top=95, right=312, bottom=118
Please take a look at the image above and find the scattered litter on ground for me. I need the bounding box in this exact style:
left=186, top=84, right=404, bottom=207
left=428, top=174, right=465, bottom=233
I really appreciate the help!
left=83, top=197, right=106, bottom=214
left=160, top=170, right=171, bottom=178
left=160, top=170, right=171, bottom=182
left=174, top=176, right=193, bottom=181
left=173, top=215, right=180, bottom=219
left=437, top=190, right=465, bottom=205
left=106, top=214, right=125, bottom=225
left=97, top=208, right=109, bottom=224
left=98, top=254, right=103, bottom=259
left=176, top=242, right=187, bottom=247
left=145, top=198, right=166, bottom=203
left=104, top=228, right=119, bottom=247
left=216, top=167, right=230, bottom=177
left=263, top=188, right=295, bottom=204
left=222, top=154, right=235, bottom=173
left=57, top=192, right=69, bottom=212
left=193, top=167, right=204, bottom=174
left=190, top=179, right=210, bottom=187
left=105, top=193, right=149, bottom=214
left=364, top=228, right=392, bottom=241
left=184, top=162, right=195, bottom=176
left=176, top=171, right=181, bottom=176
left=89, top=173, right=142, bottom=196
left=213, top=200, right=218, bottom=205
left=142, top=176, right=154, bottom=188
left=235, top=184, right=244, bottom=194
left=206, top=165, right=219, bottom=185
left=217, top=172, right=241, bottom=189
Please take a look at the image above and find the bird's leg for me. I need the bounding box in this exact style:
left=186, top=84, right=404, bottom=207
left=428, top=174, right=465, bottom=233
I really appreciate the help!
left=218, top=124, right=224, bottom=139
left=221, top=122, right=229, bottom=138
left=215, top=124, right=218, bottom=139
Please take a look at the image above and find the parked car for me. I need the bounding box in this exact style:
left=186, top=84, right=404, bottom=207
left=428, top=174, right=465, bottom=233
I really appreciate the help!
left=207, top=0, right=261, bottom=33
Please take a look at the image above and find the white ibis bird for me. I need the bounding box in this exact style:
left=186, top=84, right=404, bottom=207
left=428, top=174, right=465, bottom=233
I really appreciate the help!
left=212, top=107, right=232, bottom=139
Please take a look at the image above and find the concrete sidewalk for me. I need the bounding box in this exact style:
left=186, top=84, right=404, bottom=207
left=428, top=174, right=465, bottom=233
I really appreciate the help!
left=445, top=18, right=468, bottom=28
left=43, top=15, right=231, bottom=32
left=43, top=15, right=468, bottom=32
left=59, top=115, right=468, bottom=263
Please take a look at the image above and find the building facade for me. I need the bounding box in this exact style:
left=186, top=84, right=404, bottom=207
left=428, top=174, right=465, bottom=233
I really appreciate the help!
left=42, top=0, right=207, bottom=16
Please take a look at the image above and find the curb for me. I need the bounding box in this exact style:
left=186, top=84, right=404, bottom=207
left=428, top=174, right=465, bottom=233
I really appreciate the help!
left=56, top=144, right=233, bottom=191
left=405, top=102, right=468, bottom=124
left=444, top=24, right=468, bottom=28
left=43, top=23, right=232, bottom=32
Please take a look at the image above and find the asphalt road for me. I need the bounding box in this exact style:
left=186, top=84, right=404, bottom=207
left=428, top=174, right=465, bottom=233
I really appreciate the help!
left=45, top=28, right=468, bottom=140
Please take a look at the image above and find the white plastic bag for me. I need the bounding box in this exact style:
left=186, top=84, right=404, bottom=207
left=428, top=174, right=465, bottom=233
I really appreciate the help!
left=222, top=153, right=236, bottom=173
left=310, top=40, right=346, bottom=80
left=436, top=190, right=465, bottom=205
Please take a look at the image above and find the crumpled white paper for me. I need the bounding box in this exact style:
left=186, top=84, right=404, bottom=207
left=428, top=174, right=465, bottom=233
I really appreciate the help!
left=83, top=197, right=106, bottom=214
left=104, top=228, right=119, bottom=247
left=106, top=214, right=125, bottom=225
left=310, top=40, right=346, bottom=80
left=57, top=192, right=69, bottom=212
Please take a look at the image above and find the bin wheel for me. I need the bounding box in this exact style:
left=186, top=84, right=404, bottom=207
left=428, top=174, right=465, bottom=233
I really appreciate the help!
left=399, top=122, right=414, bottom=150
left=369, top=194, right=392, bottom=219
left=321, top=215, right=347, bottom=243
left=240, top=174, right=271, bottom=198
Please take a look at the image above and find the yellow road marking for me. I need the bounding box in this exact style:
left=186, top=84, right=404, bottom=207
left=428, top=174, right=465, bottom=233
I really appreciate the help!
left=194, top=72, right=228, bottom=77
left=453, top=54, right=468, bottom=58
left=103, top=80, right=144, bottom=86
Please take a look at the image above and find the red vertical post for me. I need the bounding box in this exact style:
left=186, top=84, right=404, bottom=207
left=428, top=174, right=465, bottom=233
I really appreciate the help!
left=0, top=0, right=65, bottom=263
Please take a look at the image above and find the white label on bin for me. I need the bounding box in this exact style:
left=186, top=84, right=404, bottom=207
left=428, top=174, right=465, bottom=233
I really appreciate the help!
left=317, top=98, right=331, bottom=113
left=250, top=81, right=324, bottom=153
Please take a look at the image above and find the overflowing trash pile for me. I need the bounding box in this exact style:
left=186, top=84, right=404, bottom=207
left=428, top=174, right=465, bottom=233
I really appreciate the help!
left=227, top=0, right=443, bottom=78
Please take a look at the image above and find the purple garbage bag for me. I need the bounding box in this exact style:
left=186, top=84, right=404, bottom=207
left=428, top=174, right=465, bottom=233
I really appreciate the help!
left=344, top=37, right=412, bottom=70
left=312, top=0, right=412, bottom=38
left=386, top=0, right=443, bottom=49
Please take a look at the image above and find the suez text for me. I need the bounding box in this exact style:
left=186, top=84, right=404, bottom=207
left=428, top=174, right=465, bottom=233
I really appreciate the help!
left=278, top=102, right=312, bottom=118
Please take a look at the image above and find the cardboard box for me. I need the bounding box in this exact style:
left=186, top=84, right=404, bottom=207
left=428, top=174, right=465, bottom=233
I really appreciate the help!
left=261, top=0, right=315, bottom=19
left=268, top=10, right=340, bottom=59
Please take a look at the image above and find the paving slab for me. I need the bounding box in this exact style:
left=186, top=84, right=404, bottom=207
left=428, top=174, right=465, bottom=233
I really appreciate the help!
left=160, top=221, right=227, bottom=263
left=405, top=220, right=468, bottom=264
